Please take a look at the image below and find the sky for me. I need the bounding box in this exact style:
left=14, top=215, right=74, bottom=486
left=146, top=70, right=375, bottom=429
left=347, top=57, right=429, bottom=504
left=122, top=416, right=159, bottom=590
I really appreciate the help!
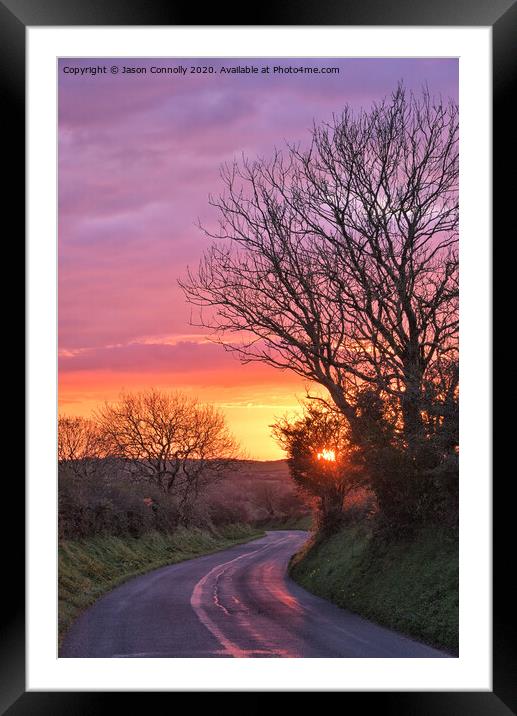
left=58, top=57, right=458, bottom=460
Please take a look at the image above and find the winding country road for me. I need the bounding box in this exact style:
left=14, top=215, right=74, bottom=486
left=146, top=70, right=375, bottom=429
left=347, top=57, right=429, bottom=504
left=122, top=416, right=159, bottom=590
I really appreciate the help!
left=61, top=530, right=448, bottom=658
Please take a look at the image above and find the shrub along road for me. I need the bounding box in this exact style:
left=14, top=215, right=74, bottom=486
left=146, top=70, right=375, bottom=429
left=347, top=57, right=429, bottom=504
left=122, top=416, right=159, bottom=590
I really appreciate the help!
left=61, top=530, right=448, bottom=658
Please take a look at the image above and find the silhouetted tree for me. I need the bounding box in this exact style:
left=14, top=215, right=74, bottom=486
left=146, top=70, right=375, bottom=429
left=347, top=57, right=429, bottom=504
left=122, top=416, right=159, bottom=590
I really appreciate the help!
left=58, top=415, right=105, bottom=480
left=181, top=86, right=458, bottom=460
left=272, top=403, right=366, bottom=533
left=95, top=389, right=239, bottom=520
left=182, top=85, right=459, bottom=528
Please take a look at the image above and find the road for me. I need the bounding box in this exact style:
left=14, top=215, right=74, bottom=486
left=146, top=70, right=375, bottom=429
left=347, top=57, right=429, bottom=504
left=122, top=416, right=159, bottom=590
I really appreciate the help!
left=61, top=530, right=449, bottom=658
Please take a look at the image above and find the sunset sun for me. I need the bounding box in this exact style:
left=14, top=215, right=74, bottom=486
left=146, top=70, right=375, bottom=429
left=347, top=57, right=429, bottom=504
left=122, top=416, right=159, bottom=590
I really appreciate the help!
left=317, top=448, right=336, bottom=462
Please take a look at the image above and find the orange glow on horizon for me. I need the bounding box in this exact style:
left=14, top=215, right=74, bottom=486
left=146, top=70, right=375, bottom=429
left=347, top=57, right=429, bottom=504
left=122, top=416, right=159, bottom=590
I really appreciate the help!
left=58, top=368, right=313, bottom=461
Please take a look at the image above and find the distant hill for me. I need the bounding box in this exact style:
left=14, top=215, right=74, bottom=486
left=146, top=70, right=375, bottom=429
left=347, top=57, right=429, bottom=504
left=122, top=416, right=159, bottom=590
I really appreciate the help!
left=203, top=458, right=311, bottom=526
left=221, top=459, right=290, bottom=481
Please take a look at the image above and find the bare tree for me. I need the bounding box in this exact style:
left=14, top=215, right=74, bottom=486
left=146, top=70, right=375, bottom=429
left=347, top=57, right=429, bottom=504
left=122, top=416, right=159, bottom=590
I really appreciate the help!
left=58, top=415, right=105, bottom=480
left=181, top=86, right=458, bottom=455
left=95, top=390, right=239, bottom=511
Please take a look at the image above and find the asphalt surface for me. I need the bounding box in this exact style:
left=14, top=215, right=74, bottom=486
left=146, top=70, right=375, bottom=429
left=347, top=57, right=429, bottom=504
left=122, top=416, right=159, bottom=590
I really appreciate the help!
left=61, top=530, right=449, bottom=658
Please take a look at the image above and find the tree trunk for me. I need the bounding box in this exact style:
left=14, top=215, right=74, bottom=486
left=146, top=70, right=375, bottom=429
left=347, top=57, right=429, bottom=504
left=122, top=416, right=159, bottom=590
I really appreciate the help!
left=401, top=356, right=425, bottom=456
left=318, top=488, right=344, bottom=534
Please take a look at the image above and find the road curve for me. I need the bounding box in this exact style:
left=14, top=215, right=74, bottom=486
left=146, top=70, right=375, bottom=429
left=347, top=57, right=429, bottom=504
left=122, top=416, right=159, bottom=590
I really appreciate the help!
left=61, top=530, right=449, bottom=658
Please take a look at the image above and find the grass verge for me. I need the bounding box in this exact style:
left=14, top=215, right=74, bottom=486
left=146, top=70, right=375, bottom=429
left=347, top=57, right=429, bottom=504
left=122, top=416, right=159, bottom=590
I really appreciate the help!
left=59, top=524, right=263, bottom=648
left=289, top=524, right=458, bottom=653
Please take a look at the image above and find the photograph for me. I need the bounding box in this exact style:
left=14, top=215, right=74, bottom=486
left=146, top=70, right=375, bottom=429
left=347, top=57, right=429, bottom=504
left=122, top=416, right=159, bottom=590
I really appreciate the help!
left=57, top=56, right=459, bottom=659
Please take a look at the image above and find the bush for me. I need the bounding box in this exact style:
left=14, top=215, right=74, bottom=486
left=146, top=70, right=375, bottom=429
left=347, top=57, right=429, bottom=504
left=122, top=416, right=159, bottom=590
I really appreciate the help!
left=59, top=468, right=181, bottom=539
left=59, top=458, right=311, bottom=539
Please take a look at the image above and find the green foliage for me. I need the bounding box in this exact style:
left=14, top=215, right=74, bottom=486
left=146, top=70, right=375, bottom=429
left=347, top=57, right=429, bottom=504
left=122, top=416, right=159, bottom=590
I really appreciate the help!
left=290, top=525, right=458, bottom=653
left=271, top=403, right=367, bottom=533
left=350, top=386, right=459, bottom=534
left=58, top=525, right=262, bottom=647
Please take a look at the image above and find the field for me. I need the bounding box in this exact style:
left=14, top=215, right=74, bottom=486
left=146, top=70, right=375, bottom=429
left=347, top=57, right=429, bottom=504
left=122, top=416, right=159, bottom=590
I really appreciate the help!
left=200, top=459, right=311, bottom=526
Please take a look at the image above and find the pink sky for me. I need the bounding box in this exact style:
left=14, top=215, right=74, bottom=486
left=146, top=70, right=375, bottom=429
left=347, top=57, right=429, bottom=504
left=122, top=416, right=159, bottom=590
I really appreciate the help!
left=58, top=57, right=458, bottom=459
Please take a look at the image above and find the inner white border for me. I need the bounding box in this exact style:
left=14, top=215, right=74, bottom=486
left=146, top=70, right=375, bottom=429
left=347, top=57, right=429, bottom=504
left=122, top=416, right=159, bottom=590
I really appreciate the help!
left=27, top=26, right=491, bottom=691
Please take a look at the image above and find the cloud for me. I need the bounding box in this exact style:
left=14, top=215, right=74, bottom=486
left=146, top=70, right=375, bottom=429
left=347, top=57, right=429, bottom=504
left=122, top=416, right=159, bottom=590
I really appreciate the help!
left=59, top=340, right=233, bottom=374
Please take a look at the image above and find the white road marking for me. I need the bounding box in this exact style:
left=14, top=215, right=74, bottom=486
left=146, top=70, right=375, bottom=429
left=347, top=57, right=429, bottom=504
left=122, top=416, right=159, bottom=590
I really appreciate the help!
left=190, top=536, right=293, bottom=658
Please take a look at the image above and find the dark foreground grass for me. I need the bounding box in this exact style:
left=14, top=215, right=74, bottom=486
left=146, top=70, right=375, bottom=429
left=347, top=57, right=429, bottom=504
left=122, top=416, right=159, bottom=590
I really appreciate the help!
left=59, top=524, right=263, bottom=647
left=290, top=524, right=458, bottom=653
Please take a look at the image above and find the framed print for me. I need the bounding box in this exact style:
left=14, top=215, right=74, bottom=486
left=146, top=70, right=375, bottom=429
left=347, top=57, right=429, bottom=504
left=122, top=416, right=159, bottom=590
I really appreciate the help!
left=3, top=0, right=513, bottom=711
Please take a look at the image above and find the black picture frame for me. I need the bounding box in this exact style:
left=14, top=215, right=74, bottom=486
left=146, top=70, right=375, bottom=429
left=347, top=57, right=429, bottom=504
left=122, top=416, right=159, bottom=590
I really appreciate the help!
left=4, top=0, right=511, bottom=711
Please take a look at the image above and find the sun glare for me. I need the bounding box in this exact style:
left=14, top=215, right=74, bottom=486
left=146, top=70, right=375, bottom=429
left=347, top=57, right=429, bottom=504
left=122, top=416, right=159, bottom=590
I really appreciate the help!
left=317, top=449, right=336, bottom=462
